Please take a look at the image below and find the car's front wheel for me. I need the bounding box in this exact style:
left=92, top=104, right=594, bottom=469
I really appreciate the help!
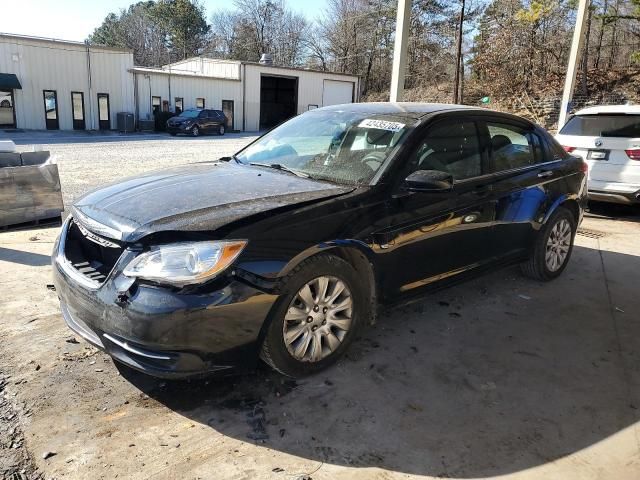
left=260, top=254, right=364, bottom=378
left=191, top=125, right=200, bottom=137
left=521, top=206, right=577, bottom=281
left=218, top=125, right=225, bottom=135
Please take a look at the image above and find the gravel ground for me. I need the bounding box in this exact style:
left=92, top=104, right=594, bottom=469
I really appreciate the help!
left=0, top=374, right=42, bottom=480
left=5, top=131, right=257, bottom=208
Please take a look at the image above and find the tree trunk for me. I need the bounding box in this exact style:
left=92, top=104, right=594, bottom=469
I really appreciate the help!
left=580, top=1, right=593, bottom=95
left=594, top=0, right=608, bottom=69
left=607, top=0, right=621, bottom=69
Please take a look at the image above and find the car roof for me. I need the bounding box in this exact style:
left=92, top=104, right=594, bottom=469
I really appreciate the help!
left=574, top=104, right=640, bottom=115
left=315, top=102, right=487, bottom=119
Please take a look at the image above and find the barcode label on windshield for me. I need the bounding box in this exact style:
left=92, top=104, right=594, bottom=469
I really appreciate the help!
left=358, top=119, right=405, bottom=132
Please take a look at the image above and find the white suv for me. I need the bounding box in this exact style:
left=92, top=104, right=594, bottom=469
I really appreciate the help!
left=556, top=105, right=640, bottom=205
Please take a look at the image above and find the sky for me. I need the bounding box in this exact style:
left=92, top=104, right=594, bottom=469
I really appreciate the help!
left=4, top=0, right=328, bottom=43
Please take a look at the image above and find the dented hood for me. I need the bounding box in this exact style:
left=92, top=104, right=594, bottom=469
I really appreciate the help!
left=72, top=162, right=353, bottom=242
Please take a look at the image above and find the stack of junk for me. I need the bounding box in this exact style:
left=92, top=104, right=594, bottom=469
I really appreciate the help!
left=0, top=139, right=63, bottom=228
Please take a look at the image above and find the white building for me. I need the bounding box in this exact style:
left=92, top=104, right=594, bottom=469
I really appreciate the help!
left=0, top=33, right=360, bottom=132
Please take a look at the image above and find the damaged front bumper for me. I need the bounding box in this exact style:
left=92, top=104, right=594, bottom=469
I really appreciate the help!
left=52, top=219, right=278, bottom=379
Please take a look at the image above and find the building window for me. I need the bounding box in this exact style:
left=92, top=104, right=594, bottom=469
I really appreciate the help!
left=152, top=96, right=161, bottom=114
left=175, top=97, right=183, bottom=114
left=43, top=90, right=59, bottom=130
left=162, top=100, right=169, bottom=112
left=97, top=93, right=110, bottom=130
left=196, top=97, right=205, bottom=109
left=71, top=91, right=85, bottom=130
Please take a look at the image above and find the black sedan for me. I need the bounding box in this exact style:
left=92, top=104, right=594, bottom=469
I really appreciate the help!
left=52, top=103, right=587, bottom=378
left=166, top=108, right=227, bottom=136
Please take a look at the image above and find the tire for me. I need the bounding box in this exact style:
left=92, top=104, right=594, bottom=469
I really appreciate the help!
left=521, top=206, right=577, bottom=281
left=191, top=125, right=200, bottom=137
left=260, top=254, right=366, bottom=378
left=218, top=125, right=225, bottom=136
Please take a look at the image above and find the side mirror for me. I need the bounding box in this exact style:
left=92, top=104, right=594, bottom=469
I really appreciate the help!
left=403, top=170, right=454, bottom=192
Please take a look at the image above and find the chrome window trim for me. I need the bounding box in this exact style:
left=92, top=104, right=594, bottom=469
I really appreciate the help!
left=454, top=158, right=564, bottom=186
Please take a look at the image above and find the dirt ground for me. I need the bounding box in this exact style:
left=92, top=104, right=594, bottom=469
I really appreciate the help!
left=1, top=202, right=639, bottom=480
left=1, top=132, right=640, bottom=479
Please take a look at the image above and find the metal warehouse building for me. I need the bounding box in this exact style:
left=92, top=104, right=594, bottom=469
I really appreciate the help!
left=0, top=33, right=359, bottom=132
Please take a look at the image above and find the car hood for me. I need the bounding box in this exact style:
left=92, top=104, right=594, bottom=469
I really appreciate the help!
left=72, top=162, right=353, bottom=243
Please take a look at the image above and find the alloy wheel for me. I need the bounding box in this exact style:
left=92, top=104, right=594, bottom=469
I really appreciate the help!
left=283, top=276, right=353, bottom=363
left=192, top=126, right=199, bottom=137
left=219, top=125, right=225, bottom=135
left=545, top=218, right=571, bottom=272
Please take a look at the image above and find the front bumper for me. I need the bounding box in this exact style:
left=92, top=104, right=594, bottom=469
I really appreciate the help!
left=166, top=123, right=192, bottom=134
left=52, top=223, right=277, bottom=379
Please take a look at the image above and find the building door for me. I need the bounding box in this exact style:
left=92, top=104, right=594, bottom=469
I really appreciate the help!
left=71, top=92, right=85, bottom=130
left=222, top=100, right=234, bottom=130
left=43, top=90, right=59, bottom=130
left=175, top=97, right=183, bottom=114
left=0, top=90, right=15, bottom=128
left=97, top=93, right=110, bottom=130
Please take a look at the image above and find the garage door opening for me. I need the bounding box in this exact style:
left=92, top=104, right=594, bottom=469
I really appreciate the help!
left=259, top=75, right=298, bottom=130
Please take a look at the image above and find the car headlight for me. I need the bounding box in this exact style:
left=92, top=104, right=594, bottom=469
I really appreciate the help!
left=123, top=240, right=247, bottom=286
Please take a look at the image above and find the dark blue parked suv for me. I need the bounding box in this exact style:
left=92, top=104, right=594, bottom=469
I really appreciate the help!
left=166, top=108, right=226, bottom=136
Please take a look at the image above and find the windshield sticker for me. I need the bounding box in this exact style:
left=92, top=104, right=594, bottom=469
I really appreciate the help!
left=358, top=119, right=405, bottom=132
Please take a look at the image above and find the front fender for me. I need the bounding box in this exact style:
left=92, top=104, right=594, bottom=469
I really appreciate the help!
left=278, top=239, right=376, bottom=277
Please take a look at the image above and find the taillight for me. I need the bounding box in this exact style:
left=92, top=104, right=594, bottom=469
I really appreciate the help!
left=563, top=146, right=576, bottom=153
left=625, top=149, right=640, bottom=160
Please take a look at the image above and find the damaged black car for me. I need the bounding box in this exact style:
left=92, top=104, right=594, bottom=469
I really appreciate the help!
left=53, top=103, right=587, bottom=378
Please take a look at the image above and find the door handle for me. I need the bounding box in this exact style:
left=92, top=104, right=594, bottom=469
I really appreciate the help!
left=538, top=170, right=554, bottom=178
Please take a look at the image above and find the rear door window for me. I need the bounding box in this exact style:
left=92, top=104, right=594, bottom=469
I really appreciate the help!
left=486, top=122, right=539, bottom=172
left=559, top=114, right=640, bottom=137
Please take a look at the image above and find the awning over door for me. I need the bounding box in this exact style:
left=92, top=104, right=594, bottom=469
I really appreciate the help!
left=0, top=74, right=22, bottom=90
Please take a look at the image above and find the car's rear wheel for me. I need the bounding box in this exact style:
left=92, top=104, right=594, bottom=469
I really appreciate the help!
left=521, top=206, right=576, bottom=281
left=218, top=125, right=225, bottom=135
left=260, top=254, right=364, bottom=378
left=191, top=125, right=200, bottom=137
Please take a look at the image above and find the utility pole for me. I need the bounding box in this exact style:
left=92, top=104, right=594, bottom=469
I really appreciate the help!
left=453, top=0, right=465, bottom=104
left=390, top=0, right=412, bottom=102
left=558, top=0, right=590, bottom=129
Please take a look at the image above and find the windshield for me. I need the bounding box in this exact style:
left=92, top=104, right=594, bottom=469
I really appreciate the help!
left=179, top=110, right=200, bottom=118
left=235, top=110, right=414, bottom=185
left=560, top=114, right=640, bottom=138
